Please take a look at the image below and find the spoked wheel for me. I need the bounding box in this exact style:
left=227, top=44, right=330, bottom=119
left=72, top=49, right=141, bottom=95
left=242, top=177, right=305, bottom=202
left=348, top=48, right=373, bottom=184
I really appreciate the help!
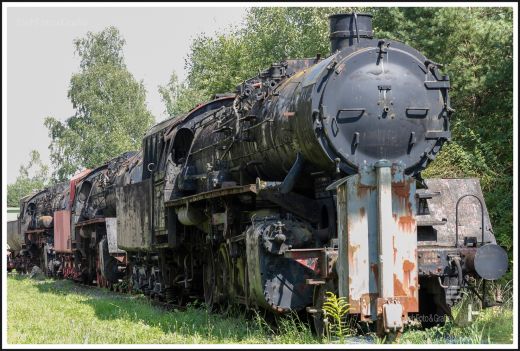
left=203, top=245, right=231, bottom=312
left=215, top=244, right=232, bottom=314
left=311, top=280, right=337, bottom=339
left=203, top=248, right=217, bottom=310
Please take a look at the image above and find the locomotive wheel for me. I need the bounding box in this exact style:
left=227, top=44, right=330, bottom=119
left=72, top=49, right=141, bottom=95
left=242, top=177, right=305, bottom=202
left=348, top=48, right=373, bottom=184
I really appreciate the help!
left=203, top=249, right=217, bottom=309
left=216, top=244, right=231, bottom=314
left=176, top=290, right=185, bottom=306
left=202, top=245, right=231, bottom=312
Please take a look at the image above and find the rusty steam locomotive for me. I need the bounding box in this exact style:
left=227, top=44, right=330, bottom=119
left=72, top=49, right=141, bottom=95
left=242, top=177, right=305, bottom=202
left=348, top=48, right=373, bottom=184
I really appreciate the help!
left=7, top=13, right=508, bottom=336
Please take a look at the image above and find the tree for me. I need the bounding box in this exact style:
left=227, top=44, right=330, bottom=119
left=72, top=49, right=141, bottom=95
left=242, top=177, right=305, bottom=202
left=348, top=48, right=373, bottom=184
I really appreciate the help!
left=7, top=150, right=50, bottom=207
left=45, top=26, right=155, bottom=181
left=162, top=7, right=364, bottom=115
left=158, top=71, right=206, bottom=117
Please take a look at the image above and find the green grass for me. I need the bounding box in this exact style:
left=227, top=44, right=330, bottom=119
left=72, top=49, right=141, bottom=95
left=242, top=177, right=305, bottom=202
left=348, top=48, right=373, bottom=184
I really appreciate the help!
left=394, top=282, right=515, bottom=345
left=6, top=275, right=316, bottom=344
left=393, top=307, right=514, bottom=344
left=6, top=275, right=514, bottom=344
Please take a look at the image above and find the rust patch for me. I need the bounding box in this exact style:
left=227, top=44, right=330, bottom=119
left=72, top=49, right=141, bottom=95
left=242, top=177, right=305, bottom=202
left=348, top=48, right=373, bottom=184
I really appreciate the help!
left=403, top=259, right=414, bottom=288
left=357, top=293, right=379, bottom=319
left=377, top=296, right=418, bottom=315
left=359, top=207, right=366, bottom=218
left=398, top=215, right=416, bottom=232
left=357, top=184, right=375, bottom=198
left=403, top=259, right=415, bottom=272
left=403, top=296, right=419, bottom=312
left=393, top=179, right=414, bottom=215
left=348, top=243, right=359, bottom=268
left=393, top=236, right=397, bottom=263
left=392, top=180, right=410, bottom=198
left=403, top=270, right=410, bottom=291
left=349, top=298, right=360, bottom=313
left=394, top=273, right=407, bottom=296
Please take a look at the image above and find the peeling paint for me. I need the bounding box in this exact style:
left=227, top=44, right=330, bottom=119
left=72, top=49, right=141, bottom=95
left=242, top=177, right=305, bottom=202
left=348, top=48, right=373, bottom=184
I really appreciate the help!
left=393, top=273, right=407, bottom=296
left=398, top=215, right=416, bottom=232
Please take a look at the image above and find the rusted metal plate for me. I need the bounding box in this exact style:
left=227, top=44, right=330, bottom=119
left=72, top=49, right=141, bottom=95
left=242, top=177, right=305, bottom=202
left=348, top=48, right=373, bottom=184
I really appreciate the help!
left=336, top=171, right=373, bottom=316
left=7, top=220, right=23, bottom=252
left=54, top=210, right=72, bottom=253
left=68, top=169, right=92, bottom=209
left=283, top=248, right=337, bottom=278
left=105, top=217, right=124, bottom=254
left=419, top=178, right=495, bottom=247
left=116, top=179, right=152, bottom=251
left=389, top=166, right=418, bottom=313
left=334, top=163, right=418, bottom=321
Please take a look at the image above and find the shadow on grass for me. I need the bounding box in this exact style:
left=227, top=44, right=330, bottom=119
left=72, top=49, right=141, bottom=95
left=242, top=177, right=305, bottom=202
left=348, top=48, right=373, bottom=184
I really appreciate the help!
left=27, top=276, right=260, bottom=340
left=79, top=296, right=266, bottom=341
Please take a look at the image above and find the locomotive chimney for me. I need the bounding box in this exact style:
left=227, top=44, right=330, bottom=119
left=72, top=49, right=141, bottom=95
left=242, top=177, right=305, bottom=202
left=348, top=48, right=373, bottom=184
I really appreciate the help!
left=329, top=13, right=373, bottom=53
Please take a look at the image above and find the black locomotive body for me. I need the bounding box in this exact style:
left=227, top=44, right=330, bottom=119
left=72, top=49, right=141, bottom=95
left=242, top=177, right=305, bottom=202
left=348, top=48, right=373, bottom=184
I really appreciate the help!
left=11, top=181, right=69, bottom=274
left=8, top=13, right=508, bottom=337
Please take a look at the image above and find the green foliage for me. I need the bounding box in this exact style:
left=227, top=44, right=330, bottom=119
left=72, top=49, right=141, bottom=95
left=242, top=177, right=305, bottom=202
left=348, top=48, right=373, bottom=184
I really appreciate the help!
left=395, top=280, right=514, bottom=344
left=405, top=8, right=514, bottom=257
left=158, top=71, right=207, bottom=117
left=322, top=291, right=351, bottom=342
left=169, top=7, right=513, bottom=257
left=164, top=7, right=368, bottom=115
left=45, top=26, right=155, bottom=181
left=367, top=8, right=514, bottom=254
left=7, top=150, right=50, bottom=207
left=73, top=26, right=125, bottom=70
